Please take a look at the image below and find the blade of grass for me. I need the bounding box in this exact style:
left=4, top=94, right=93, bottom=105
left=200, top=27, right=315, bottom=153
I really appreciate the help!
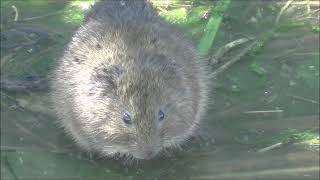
left=197, top=0, right=232, bottom=56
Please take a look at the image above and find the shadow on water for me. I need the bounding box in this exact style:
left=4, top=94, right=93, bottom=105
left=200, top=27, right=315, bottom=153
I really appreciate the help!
left=1, top=0, right=319, bottom=179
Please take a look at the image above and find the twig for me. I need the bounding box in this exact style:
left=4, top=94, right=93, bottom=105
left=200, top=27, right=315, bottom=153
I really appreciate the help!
left=0, top=53, right=15, bottom=68
left=285, top=1, right=320, bottom=6
left=293, top=9, right=320, bottom=19
left=257, top=142, right=283, bottom=153
left=3, top=152, right=19, bottom=180
left=1, top=43, right=60, bottom=92
left=1, top=145, right=73, bottom=154
left=0, top=77, right=48, bottom=92
left=275, top=0, right=294, bottom=26
left=278, top=52, right=320, bottom=62
left=11, top=5, right=18, bottom=21
left=156, top=6, right=168, bottom=13
left=202, top=166, right=320, bottom=179
left=210, top=41, right=258, bottom=77
left=19, top=9, right=67, bottom=22
left=1, top=41, right=37, bottom=51
left=295, top=16, right=320, bottom=21
left=288, top=94, right=319, bottom=104
left=244, top=110, right=284, bottom=114
left=271, top=48, right=299, bottom=61
left=12, top=120, right=59, bottom=150
left=210, top=37, right=254, bottom=65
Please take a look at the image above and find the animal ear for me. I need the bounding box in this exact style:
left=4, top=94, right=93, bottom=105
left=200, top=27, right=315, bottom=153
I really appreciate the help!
left=92, top=65, right=126, bottom=89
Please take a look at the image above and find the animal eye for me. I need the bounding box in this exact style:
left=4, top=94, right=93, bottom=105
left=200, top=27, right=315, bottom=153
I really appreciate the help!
left=158, top=110, right=165, bottom=121
left=122, top=111, right=132, bottom=124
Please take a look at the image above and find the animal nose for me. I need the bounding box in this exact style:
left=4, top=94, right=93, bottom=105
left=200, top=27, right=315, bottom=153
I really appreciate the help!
left=137, top=146, right=159, bottom=160
left=143, top=150, right=156, bottom=160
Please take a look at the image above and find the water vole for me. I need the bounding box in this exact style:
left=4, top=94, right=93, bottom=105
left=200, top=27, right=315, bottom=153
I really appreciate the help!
left=52, top=0, right=209, bottom=160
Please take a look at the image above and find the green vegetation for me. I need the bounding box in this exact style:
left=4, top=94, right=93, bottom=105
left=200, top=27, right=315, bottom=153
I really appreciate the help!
left=250, top=61, right=267, bottom=76
left=278, top=128, right=319, bottom=143
left=63, top=1, right=94, bottom=24
left=197, top=0, right=231, bottom=56
left=1, top=0, right=319, bottom=179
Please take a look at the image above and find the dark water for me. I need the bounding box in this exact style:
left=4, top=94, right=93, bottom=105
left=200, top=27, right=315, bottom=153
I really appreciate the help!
left=1, top=0, right=319, bottom=179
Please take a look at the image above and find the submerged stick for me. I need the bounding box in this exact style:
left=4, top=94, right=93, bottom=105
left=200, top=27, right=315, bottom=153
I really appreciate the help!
left=257, top=142, right=283, bottom=153
left=3, top=153, right=19, bottom=180
left=12, top=120, right=59, bottom=150
left=196, top=166, right=320, bottom=179
left=288, top=94, right=320, bottom=104
left=244, top=110, right=284, bottom=114
left=0, top=77, right=48, bottom=92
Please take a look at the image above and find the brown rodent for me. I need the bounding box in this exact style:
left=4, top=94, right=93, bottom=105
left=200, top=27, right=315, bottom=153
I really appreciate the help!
left=51, top=0, right=209, bottom=160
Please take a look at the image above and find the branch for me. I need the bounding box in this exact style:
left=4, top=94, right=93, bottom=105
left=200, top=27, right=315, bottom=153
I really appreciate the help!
left=11, top=5, right=19, bottom=21
left=275, top=0, right=294, bottom=26
left=210, top=37, right=254, bottom=65
left=210, top=41, right=258, bottom=77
